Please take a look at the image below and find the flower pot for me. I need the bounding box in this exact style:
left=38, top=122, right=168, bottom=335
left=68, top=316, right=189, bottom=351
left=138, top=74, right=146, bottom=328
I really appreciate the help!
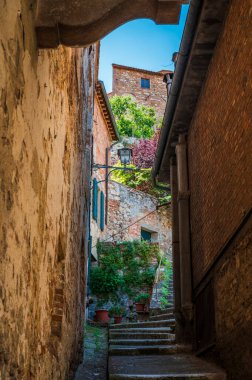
left=135, top=303, right=145, bottom=312
left=95, top=309, right=109, bottom=322
left=114, top=316, right=123, bottom=324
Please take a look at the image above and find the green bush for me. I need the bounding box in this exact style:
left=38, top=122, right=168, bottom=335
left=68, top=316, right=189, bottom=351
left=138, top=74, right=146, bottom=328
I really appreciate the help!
left=134, top=292, right=150, bottom=304
left=90, top=241, right=160, bottom=302
left=160, top=258, right=173, bottom=309
left=90, top=266, right=123, bottom=304
left=108, top=305, right=126, bottom=317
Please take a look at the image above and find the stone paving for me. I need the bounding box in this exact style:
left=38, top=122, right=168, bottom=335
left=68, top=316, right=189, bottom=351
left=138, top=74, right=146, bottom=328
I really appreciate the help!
left=108, top=309, right=226, bottom=379
left=75, top=324, right=108, bottom=380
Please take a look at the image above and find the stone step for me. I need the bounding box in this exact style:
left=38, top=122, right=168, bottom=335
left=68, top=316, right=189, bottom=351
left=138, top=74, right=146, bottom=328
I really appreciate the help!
left=149, top=313, right=174, bottom=321
left=109, top=327, right=174, bottom=334
left=109, top=345, right=179, bottom=356
left=110, top=374, right=225, bottom=379
left=109, top=332, right=175, bottom=340
left=110, top=320, right=175, bottom=330
left=150, top=308, right=174, bottom=316
left=109, top=354, right=227, bottom=380
left=109, top=339, right=176, bottom=346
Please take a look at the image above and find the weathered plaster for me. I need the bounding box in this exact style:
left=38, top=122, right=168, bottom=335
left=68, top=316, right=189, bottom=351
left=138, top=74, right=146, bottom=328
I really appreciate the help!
left=0, top=1, right=97, bottom=378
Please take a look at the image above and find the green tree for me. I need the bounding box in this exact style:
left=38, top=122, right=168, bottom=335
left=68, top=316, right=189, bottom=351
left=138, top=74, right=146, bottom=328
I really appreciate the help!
left=110, top=95, right=156, bottom=138
left=111, top=163, right=171, bottom=202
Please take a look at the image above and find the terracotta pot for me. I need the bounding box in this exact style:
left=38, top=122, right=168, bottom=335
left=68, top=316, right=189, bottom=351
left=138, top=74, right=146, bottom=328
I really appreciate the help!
left=95, top=309, right=109, bottom=322
left=135, top=303, right=145, bottom=312
left=114, top=316, right=123, bottom=324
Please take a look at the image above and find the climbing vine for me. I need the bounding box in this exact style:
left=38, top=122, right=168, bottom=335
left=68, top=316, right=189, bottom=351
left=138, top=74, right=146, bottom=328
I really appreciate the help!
left=90, top=240, right=161, bottom=304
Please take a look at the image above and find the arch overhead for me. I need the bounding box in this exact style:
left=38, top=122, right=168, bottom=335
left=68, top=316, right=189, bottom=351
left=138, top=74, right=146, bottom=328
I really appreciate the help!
left=35, top=0, right=188, bottom=48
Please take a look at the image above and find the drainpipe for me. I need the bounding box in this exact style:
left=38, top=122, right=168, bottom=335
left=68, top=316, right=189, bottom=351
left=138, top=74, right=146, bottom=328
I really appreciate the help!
left=176, top=134, right=193, bottom=343
left=153, top=0, right=202, bottom=179
left=170, top=156, right=183, bottom=342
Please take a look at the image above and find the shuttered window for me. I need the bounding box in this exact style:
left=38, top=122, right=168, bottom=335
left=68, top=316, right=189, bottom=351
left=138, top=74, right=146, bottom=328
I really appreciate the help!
left=141, top=78, right=150, bottom=89
left=92, top=178, right=98, bottom=221
left=100, top=191, right=105, bottom=231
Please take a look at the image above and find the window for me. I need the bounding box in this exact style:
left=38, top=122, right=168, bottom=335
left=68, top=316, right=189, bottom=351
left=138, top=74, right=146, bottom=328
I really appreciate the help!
left=141, top=78, right=150, bottom=89
left=100, top=191, right=105, bottom=231
left=92, top=178, right=98, bottom=221
left=141, top=229, right=152, bottom=242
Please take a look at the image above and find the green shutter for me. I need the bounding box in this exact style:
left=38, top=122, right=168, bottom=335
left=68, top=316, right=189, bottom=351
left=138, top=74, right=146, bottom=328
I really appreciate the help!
left=100, top=191, right=105, bottom=231
left=92, top=178, right=98, bottom=221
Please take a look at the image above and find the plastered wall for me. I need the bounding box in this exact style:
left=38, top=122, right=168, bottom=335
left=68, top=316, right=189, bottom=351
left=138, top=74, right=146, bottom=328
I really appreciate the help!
left=0, top=1, right=97, bottom=378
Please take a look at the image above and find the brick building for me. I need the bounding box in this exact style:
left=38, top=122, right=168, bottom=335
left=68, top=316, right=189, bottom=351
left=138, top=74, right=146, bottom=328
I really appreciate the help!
left=91, top=81, right=119, bottom=260
left=153, top=0, right=252, bottom=379
left=110, top=64, right=173, bottom=119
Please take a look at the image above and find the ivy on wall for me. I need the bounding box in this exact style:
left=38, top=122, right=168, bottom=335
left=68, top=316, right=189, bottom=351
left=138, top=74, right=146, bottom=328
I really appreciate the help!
left=90, top=240, right=161, bottom=304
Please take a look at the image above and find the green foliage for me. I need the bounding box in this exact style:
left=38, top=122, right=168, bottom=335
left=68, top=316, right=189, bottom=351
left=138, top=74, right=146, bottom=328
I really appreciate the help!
left=90, top=240, right=160, bottom=302
left=111, top=163, right=151, bottom=188
left=108, top=305, right=126, bottom=317
left=110, top=95, right=156, bottom=138
left=160, top=257, right=173, bottom=309
left=90, top=266, right=123, bottom=304
left=141, top=267, right=156, bottom=286
left=134, top=292, right=150, bottom=304
left=84, top=324, right=103, bottom=351
left=111, top=163, right=171, bottom=201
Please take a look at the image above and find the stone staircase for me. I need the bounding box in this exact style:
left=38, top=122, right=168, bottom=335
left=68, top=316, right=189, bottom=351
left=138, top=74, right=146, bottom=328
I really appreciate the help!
left=109, top=308, right=226, bottom=379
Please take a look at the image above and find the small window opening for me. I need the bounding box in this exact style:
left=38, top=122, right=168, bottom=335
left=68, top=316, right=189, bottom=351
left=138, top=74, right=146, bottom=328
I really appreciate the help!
left=141, top=229, right=152, bottom=242
left=141, top=78, right=150, bottom=89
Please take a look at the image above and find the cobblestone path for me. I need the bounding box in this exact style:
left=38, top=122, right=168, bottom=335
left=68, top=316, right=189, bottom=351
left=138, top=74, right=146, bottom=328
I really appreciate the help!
left=75, top=324, right=108, bottom=380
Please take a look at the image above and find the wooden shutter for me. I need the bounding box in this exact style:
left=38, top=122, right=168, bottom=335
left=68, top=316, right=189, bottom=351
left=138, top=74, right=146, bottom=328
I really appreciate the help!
left=92, top=178, right=98, bottom=221
left=100, top=191, right=105, bottom=231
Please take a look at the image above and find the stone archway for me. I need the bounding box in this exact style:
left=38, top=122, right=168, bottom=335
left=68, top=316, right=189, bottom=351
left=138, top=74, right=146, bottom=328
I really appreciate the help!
left=35, top=0, right=188, bottom=48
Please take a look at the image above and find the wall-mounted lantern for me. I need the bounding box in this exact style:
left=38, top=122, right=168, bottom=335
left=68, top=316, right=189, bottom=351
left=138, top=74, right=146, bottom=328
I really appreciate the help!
left=117, top=148, right=132, bottom=166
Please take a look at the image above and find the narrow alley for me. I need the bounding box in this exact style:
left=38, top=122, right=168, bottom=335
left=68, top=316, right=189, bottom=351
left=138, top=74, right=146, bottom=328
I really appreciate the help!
left=0, top=1, right=251, bottom=380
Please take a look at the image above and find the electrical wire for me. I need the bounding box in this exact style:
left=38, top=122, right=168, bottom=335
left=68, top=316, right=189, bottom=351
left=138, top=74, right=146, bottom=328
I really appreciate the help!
left=91, top=201, right=171, bottom=249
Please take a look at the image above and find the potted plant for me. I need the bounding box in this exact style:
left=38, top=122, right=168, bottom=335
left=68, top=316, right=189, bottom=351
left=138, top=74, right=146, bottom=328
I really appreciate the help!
left=134, top=292, right=150, bottom=312
left=95, top=299, right=110, bottom=323
left=109, top=305, right=126, bottom=324
left=90, top=266, right=122, bottom=323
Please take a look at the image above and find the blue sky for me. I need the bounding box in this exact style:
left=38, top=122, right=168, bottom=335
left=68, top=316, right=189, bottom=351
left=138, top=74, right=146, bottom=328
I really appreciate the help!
left=99, top=5, right=189, bottom=92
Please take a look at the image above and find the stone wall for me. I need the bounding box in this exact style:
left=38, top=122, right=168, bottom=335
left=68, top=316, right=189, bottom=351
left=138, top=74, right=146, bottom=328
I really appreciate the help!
left=105, top=181, right=172, bottom=255
left=110, top=65, right=169, bottom=119
left=0, top=1, right=97, bottom=378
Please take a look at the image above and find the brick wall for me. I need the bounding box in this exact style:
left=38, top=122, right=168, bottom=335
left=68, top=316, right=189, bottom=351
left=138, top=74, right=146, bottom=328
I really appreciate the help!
left=214, top=216, right=252, bottom=380
left=187, top=0, right=252, bottom=377
left=111, top=65, right=169, bottom=119
left=0, top=2, right=97, bottom=378
left=188, top=0, right=252, bottom=287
